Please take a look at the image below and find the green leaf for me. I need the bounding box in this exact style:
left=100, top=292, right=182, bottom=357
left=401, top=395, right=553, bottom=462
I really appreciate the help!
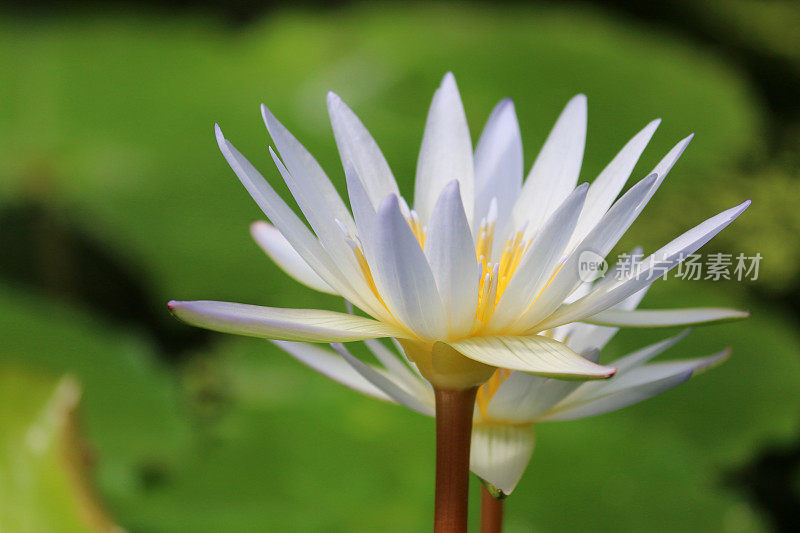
left=0, top=370, right=117, bottom=532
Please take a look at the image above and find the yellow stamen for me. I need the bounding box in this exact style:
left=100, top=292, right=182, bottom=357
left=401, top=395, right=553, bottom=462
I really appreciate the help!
left=351, top=245, right=386, bottom=306
left=474, top=224, right=531, bottom=326
left=476, top=368, right=511, bottom=418
left=407, top=211, right=426, bottom=248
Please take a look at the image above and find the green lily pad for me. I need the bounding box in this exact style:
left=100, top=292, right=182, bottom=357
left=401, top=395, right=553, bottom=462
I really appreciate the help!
left=0, top=369, right=118, bottom=532
left=0, top=3, right=794, bottom=532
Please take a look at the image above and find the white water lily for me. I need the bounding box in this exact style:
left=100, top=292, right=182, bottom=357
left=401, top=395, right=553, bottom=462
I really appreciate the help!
left=271, top=260, right=732, bottom=496
left=169, top=72, right=748, bottom=388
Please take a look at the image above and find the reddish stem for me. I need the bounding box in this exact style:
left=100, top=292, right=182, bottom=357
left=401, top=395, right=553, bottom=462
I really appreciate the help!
left=480, top=484, right=504, bottom=533
left=433, top=386, right=479, bottom=533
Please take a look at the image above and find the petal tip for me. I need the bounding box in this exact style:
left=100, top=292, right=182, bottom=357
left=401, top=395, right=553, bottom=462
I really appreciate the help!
left=377, top=193, right=399, bottom=213
left=249, top=220, right=271, bottom=236
left=642, top=172, right=659, bottom=186
left=497, top=97, right=515, bottom=111
left=570, top=93, right=588, bottom=107
left=260, top=103, right=275, bottom=126
left=443, top=179, right=461, bottom=194
left=720, top=347, right=734, bottom=360
left=326, top=90, right=342, bottom=107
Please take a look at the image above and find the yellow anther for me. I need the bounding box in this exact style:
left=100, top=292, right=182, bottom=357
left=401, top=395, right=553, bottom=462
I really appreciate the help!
left=476, top=368, right=512, bottom=418
left=474, top=225, right=531, bottom=326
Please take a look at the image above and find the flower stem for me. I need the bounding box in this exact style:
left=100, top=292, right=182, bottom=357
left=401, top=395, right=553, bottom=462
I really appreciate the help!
left=433, top=386, right=478, bottom=533
left=480, top=484, right=504, bottom=533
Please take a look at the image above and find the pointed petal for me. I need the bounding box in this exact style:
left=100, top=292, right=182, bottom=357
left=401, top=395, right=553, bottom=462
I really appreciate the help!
left=649, top=134, right=694, bottom=196
left=470, top=423, right=535, bottom=496
left=267, top=147, right=389, bottom=320
left=563, top=323, right=619, bottom=354
left=364, top=339, right=433, bottom=401
left=536, top=200, right=751, bottom=330
left=343, top=163, right=376, bottom=240
left=511, top=174, right=659, bottom=332
left=584, top=308, right=750, bottom=328
left=489, top=184, right=588, bottom=330
left=327, top=92, right=400, bottom=208
left=446, top=335, right=616, bottom=379
left=271, top=341, right=391, bottom=400
left=486, top=372, right=581, bottom=423
left=570, top=119, right=660, bottom=246
left=167, top=300, right=407, bottom=342
left=332, top=343, right=435, bottom=416
left=215, top=125, right=356, bottom=300
left=371, top=195, right=448, bottom=340
left=261, top=105, right=355, bottom=232
left=250, top=222, right=336, bottom=295
left=473, top=99, right=523, bottom=227
left=542, top=349, right=730, bottom=421
left=424, top=181, right=480, bottom=337
left=509, top=94, right=587, bottom=236
left=414, top=72, right=474, bottom=224
left=612, top=329, right=692, bottom=373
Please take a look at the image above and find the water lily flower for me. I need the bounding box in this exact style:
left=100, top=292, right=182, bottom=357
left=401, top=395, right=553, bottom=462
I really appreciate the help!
left=269, top=254, right=734, bottom=499
left=169, top=72, right=748, bottom=390
left=168, top=72, right=749, bottom=531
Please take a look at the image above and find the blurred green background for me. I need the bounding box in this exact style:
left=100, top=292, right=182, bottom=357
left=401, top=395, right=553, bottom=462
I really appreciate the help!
left=1, top=1, right=799, bottom=531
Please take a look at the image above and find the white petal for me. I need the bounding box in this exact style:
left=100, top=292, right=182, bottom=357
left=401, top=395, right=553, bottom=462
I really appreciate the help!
left=542, top=349, right=730, bottom=421
left=590, top=246, right=649, bottom=312
left=649, top=134, right=694, bottom=195
left=611, top=329, right=692, bottom=373
left=414, top=72, right=474, bottom=225
left=570, top=119, right=660, bottom=246
left=536, top=200, right=751, bottom=330
left=332, top=343, right=435, bottom=416
left=327, top=92, right=400, bottom=208
left=371, top=195, right=448, bottom=340
left=486, top=372, right=581, bottom=424
left=563, top=323, right=618, bottom=354
left=591, top=245, right=645, bottom=295
left=343, top=163, right=376, bottom=241
left=488, top=184, right=588, bottom=330
left=584, top=308, right=750, bottom=328
left=510, top=174, right=659, bottom=332
left=508, top=94, right=586, bottom=237
left=250, top=222, right=336, bottom=295
left=610, top=135, right=693, bottom=227
left=470, top=423, right=535, bottom=496
left=364, top=339, right=433, bottom=401
left=261, top=105, right=355, bottom=232
left=167, top=300, right=407, bottom=342
left=215, top=125, right=357, bottom=301
left=267, top=147, right=389, bottom=320
left=271, top=341, right=391, bottom=401
left=424, top=181, right=480, bottom=338
left=447, top=335, right=616, bottom=379
left=473, top=99, right=523, bottom=227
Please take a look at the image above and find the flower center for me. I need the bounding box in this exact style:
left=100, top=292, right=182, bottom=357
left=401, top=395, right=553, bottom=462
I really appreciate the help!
left=338, top=200, right=532, bottom=330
